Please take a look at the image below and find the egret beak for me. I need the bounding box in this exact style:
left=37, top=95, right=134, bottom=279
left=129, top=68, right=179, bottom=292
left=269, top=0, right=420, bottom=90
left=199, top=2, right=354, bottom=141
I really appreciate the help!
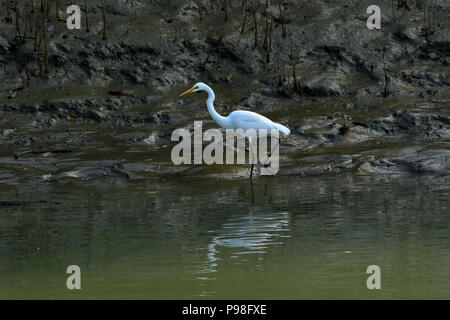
left=179, top=87, right=196, bottom=97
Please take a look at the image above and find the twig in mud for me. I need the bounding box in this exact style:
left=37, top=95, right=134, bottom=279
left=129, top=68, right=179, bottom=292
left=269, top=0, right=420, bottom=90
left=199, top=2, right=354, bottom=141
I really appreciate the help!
left=240, top=9, right=248, bottom=35
left=21, top=48, right=31, bottom=81
left=112, top=31, right=140, bottom=66
left=14, top=149, right=73, bottom=159
left=34, top=0, right=40, bottom=51
left=43, top=0, right=49, bottom=73
left=15, top=0, right=21, bottom=40
left=37, top=0, right=45, bottom=53
left=224, top=0, right=228, bottom=22
left=216, top=35, right=223, bottom=69
left=101, top=0, right=107, bottom=40
left=84, top=0, right=90, bottom=32
left=55, top=0, right=59, bottom=19
left=391, top=0, right=396, bottom=22
left=202, top=47, right=211, bottom=66
left=22, top=10, right=30, bottom=43
left=263, top=16, right=272, bottom=65
left=6, top=0, right=13, bottom=22
left=278, top=0, right=287, bottom=39
left=290, top=37, right=300, bottom=93
left=382, top=47, right=390, bottom=97
left=252, top=1, right=258, bottom=48
left=197, top=0, right=202, bottom=22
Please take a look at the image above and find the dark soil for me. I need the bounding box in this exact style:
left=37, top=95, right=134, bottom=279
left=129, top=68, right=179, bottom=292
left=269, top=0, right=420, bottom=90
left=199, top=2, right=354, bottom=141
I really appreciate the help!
left=0, top=0, right=449, bottom=181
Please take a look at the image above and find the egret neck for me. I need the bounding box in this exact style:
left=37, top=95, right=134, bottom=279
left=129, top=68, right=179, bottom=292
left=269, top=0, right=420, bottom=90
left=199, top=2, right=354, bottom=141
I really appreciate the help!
left=204, top=85, right=230, bottom=129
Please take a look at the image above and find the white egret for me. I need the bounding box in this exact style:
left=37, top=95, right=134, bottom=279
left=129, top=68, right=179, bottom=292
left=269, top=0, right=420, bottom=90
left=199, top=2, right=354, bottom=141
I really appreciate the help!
left=179, top=82, right=290, bottom=178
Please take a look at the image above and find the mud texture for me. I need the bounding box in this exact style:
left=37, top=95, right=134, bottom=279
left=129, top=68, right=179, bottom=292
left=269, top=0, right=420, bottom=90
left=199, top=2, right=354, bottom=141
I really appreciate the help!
left=0, top=0, right=449, bottom=182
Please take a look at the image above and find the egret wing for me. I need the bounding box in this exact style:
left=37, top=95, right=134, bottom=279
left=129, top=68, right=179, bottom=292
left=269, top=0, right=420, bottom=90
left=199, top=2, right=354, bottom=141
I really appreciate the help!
left=229, top=110, right=274, bottom=131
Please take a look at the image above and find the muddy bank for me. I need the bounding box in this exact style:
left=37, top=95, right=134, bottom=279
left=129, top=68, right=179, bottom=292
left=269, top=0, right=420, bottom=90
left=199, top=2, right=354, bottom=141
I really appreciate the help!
left=0, top=0, right=449, bottom=182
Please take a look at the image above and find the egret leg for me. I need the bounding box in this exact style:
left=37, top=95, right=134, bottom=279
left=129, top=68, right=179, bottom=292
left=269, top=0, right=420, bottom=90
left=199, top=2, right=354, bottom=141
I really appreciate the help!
left=247, top=136, right=256, bottom=179
left=264, top=139, right=280, bottom=167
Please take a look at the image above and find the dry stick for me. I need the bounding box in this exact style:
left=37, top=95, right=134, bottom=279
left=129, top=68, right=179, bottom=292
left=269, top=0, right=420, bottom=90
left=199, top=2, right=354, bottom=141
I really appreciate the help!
left=266, top=19, right=272, bottom=65
left=197, top=0, right=202, bottom=22
left=22, top=11, right=30, bottom=43
left=29, top=5, right=33, bottom=34
left=224, top=0, right=228, bottom=22
left=112, top=31, right=139, bottom=66
left=383, top=70, right=390, bottom=97
left=391, top=0, right=396, bottom=22
left=15, top=1, right=21, bottom=40
left=263, top=16, right=269, bottom=50
left=216, top=35, right=222, bottom=69
left=276, top=50, right=282, bottom=86
left=34, top=1, right=39, bottom=51
left=38, top=0, right=45, bottom=52
left=382, top=48, right=390, bottom=97
left=43, top=0, right=49, bottom=74
left=252, top=1, right=258, bottom=48
left=22, top=48, right=31, bottom=81
left=55, top=0, right=59, bottom=19
left=278, top=0, right=286, bottom=38
left=101, top=0, right=107, bottom=40
left=240, top=9, right=247, bottom=34
left=202, top=47, right=210, bottom=66
left=127, top=9, right=136, bottom=34
left=84, top=0, right=90, bottom=32
left=290, top=37, right=299, bottom=93
left=7, top=0, right=13, bottom=22
left=423, top=4, right=430, bottom=45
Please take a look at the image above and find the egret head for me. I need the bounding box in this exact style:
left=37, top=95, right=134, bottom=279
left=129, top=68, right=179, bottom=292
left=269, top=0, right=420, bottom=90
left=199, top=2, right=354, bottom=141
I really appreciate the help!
left=179, top=82, right=208, bottom=96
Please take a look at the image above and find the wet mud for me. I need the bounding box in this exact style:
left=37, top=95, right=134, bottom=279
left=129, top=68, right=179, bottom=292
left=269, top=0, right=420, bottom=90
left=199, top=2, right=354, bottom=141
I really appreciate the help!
left=0, top=0, right=449, bottom=183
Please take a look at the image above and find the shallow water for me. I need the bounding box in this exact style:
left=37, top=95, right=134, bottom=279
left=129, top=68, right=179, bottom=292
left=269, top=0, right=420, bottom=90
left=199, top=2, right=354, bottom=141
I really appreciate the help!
left=0, top=173, right=448, bottom=299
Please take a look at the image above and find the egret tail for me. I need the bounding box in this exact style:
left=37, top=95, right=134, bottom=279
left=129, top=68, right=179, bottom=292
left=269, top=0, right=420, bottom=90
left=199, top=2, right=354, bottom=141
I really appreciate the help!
left=274, top=123, right=290, bottom=135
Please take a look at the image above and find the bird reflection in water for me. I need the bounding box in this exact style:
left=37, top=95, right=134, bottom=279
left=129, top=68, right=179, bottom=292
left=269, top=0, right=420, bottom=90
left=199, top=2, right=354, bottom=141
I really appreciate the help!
left=198, top=209, right=291, bottom=278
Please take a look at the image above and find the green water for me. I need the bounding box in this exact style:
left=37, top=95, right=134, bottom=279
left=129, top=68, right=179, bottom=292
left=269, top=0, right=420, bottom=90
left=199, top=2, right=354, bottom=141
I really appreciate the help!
left=0, top=174, right=448, bottom=299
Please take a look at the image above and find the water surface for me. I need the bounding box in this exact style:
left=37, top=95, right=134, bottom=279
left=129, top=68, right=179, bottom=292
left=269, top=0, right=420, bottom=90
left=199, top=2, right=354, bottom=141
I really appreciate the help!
left=0, top=174, right=448, bottom=299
